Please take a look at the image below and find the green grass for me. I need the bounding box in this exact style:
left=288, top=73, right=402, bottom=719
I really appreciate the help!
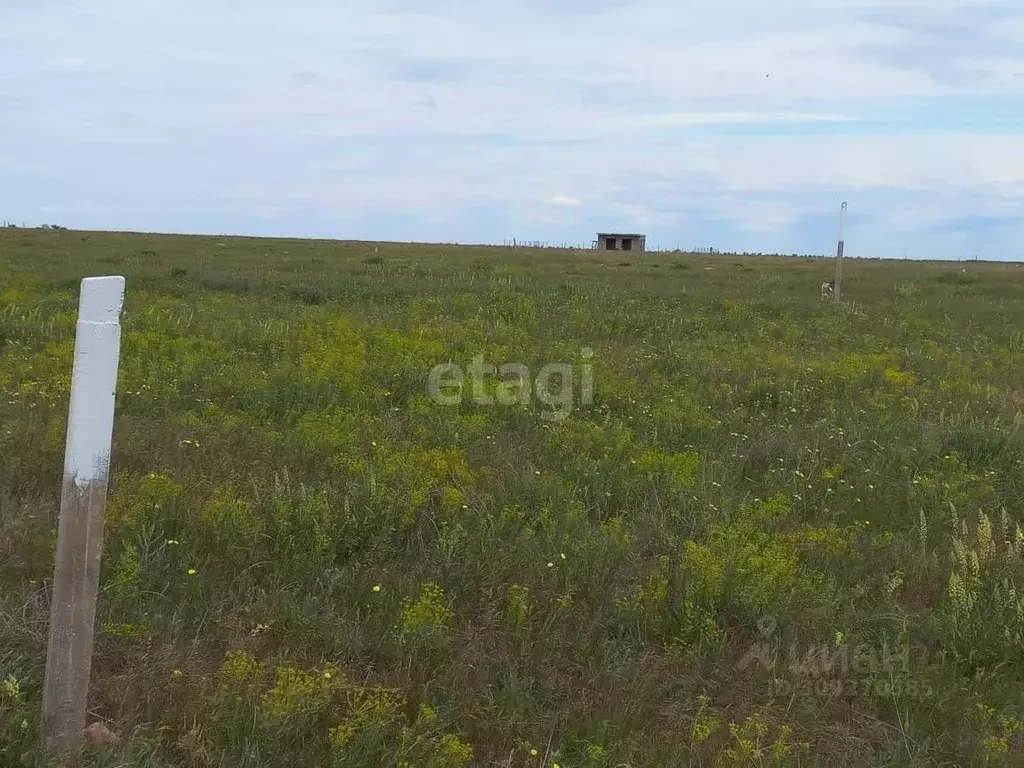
left=1, top=228, right=1023, bottom=766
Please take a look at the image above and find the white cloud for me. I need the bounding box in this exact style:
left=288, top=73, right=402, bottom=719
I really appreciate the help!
left=726, top=201, right=803, bottom=232
left=636, top=112, right=857, bottom=127
left=549, top=196, right=583, bottom=207
left=1, top=0, right=1023, bottom=258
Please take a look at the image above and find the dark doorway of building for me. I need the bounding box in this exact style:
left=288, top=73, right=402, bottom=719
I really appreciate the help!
left=605, top=237, right=616, bottom=250
left=621, top=238, right=633, bottom=251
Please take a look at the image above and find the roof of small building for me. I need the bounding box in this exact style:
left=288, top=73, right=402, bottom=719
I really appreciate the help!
left=596, top=232, right=646, bottom=238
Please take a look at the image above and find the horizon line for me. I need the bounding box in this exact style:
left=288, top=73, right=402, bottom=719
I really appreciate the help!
left=5, top=223, right=1021, bottom=265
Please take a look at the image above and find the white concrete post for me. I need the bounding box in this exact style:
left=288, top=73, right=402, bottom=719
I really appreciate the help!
left=42, top=276, right=125, bottom=758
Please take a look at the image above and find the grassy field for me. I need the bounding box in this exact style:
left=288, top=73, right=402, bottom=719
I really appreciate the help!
left=1, top=228, right=1023, bottom=766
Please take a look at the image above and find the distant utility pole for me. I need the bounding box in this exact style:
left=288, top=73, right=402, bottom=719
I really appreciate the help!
left=834, top=201, right=847, bottom=302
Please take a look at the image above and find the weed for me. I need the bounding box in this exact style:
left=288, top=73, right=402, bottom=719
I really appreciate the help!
left=1, top=229, right=1022, bottom=765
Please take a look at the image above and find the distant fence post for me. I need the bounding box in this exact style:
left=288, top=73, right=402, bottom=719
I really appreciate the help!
left=834, top=201, right=847, bottom=302
left=42, top=276, right=125, bottom=758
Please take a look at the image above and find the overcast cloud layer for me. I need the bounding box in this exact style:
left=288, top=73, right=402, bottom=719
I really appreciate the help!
left=2, top=0, right=1023, bottom=258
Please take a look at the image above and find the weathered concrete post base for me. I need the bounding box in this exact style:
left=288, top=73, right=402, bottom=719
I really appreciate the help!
left=42, top=482, right=111, bottom=757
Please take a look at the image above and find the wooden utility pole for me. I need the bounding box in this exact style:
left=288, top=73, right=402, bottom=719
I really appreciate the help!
left=834, top=201, right=847, bottom=302
left=42, top=276, right=125, bottom=758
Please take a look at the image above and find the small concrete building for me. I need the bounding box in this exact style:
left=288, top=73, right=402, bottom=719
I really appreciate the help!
left=596, top=232, right=646, bottom=253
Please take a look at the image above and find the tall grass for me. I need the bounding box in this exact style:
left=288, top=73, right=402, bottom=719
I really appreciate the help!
left=1, top=229, right=1023, bottom=765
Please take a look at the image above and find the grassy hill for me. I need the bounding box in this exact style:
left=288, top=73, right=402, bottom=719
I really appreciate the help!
left=1, top=228, right=1023, bottom=766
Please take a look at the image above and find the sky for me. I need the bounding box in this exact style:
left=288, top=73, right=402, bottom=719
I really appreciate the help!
left=2, top=0, right=1023, bottom=259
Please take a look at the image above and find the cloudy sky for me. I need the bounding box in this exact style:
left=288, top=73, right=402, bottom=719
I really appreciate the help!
left=2, top=0, right=1023, bottom=258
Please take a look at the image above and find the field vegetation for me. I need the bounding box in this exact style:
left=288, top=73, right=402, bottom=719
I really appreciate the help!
left=1, top=229, right=1023, bottom=765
